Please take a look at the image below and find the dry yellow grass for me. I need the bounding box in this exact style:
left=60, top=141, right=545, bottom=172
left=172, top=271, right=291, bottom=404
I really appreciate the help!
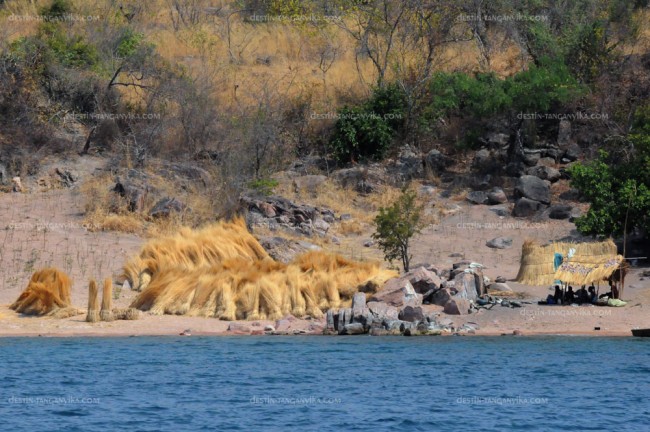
left=126, top=218, right=396, bottom=320
left=80, top=166, right=222, bottom=236
left=10, top=268, right=72, bottom=316
left=123, top=218, right=270, bottom=291
left=130, top=251, right=395, bottom=320
left=1, top=0, right=535, bottom=124
left=86, top=279, right=100, bottom=323
left=100, top=278, right=114, bottom=322
left=337, top=220, right=365, bottom=236
left=99, top=215, right=144, bottom=234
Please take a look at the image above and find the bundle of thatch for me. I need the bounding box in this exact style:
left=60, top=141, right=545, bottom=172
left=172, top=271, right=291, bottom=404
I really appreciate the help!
left=10, top=268, right=73, bottom=316
left=516, top=239, right=618, bottom=286
left=86, top=279, right=100, bottom=323
left=123, top=219, right=269, bottom=292
left=127, top=219, right=396, bottom=320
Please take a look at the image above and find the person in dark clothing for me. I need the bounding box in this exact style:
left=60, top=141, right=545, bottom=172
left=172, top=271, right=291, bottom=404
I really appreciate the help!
left=599, top=280, right=620, bottom=300
left=564, top=286, right=575, bottom=304
left=553, top=285, right=563, bottom=304
left=576, top=286, right=589, bottom=304
left=588, top=286, right=597, bottom=303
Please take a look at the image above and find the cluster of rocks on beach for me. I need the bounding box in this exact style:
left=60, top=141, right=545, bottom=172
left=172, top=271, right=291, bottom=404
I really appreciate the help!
left=322, top=261, right=522, bottom=336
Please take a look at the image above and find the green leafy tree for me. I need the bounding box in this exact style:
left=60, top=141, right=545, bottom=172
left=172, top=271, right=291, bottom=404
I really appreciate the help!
left=372, top=189, right=424, bottom=272
left=568, top=106, right=650, bottom=239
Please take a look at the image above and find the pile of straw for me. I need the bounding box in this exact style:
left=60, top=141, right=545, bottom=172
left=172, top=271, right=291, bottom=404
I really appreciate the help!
left=10, top=269, right=73, bottom=316
left=127, top=219, right=396, bottom=320
left=123, top=219, right=269, bottom=292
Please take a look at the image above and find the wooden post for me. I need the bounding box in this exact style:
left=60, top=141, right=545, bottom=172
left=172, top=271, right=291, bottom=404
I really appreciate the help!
left=621, top=184, right=636, bottom=299
left=86, top=280, right=100, bottom=323
left=100, top=278, right=114, bottom=322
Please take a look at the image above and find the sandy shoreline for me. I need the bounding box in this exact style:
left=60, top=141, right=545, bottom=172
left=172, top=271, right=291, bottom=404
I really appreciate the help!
left=1, top=304, right=644, bottom=338
left=0, top=331, right=636, bottom=338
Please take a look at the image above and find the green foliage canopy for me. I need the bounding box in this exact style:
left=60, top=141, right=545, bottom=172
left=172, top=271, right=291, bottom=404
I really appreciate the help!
left=372, top=189, right=424, bottom=272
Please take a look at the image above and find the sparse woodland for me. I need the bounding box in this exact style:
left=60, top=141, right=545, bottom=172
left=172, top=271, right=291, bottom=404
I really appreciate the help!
left=0, top=0, right=648, bottom=241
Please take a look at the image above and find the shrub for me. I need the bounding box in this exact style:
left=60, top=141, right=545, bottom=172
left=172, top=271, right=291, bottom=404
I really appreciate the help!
left=568, top=106, right=650, bottom=239
left=564, top=21, right=615, bottom=83
left=505, top=57, right=583, bottom=112
left=40, top=0, right=73, bottom=18
left=248, top=178, right=279, bottom=196
left=37, top=23, right=98, bottom=68
left=329, top=106, right=394, bottom=163
left=425, top=72, right=511, bottom=119
left=329, top=84, right=406, bottom=163
left=116, top=29, right=144, bottom=58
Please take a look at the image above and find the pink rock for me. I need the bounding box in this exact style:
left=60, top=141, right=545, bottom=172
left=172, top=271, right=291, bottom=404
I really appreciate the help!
left=444, top=299, right=471, bottom=315
left=275, top=320, right=290, bottom=331
left=367, top=301, right=399, bottom=321
left=227, top=323, right=252, bottom=334
left=371, top=279, right=422, bottom=308
left=405, top=267, right=442, bottom=294
left=258, top=202, right=276, bottom=218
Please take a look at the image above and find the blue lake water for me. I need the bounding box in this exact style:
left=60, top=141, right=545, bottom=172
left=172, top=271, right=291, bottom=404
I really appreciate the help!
left=0, top=336, right=647, bottom=431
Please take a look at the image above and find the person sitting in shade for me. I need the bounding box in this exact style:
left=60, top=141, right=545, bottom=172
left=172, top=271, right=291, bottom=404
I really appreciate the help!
left=564, top=286, right=575, bottom=304
left=599, top=281, right=620, bottom=300
left=576, top=286, right=589, bottom=304
left=552, top=285, right=563, bottom=304
left=588, top=286, right=598, bottom=303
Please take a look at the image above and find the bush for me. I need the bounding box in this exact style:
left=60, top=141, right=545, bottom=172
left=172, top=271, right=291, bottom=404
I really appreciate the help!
left=40, top=0, right=73, bottom=18
left=329, top=106, right=394, bottom=163
left=372, top=189, right=424, bottom=272
left=564, top=21, right=615, bottom=83
left=425, top=72, right=511, bottom=120
left=424, top=58, right=581, bottom=120
left=116, top=29, right=144, bottom=58
left=568, top=106, right=650, bottom=239
left=505, top=57, right=583, bottom=112
left=247, top=178, right=279, bottom=196
left=329, top=84, right=406, bottom=163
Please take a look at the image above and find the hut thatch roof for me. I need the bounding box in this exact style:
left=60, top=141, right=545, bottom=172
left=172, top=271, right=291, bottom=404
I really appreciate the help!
left=553, top=255, right=624, bottom=286
left=516, top=239, right=618, bottom=286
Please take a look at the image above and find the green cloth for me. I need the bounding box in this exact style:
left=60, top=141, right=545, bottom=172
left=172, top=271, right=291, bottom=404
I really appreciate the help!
left=607, top=298, right=627, bottom=307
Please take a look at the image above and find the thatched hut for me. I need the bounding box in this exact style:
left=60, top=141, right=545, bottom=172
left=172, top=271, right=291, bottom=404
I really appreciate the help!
left=516, top=239, right=621, bottom=286
left=553, top=255, right=624, bottom=286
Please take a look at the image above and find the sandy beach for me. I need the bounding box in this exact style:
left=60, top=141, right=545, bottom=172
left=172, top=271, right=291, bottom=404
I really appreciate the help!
left=1, top=160, right=648, bottom=339
left=1, top=297, right=646, bottom=337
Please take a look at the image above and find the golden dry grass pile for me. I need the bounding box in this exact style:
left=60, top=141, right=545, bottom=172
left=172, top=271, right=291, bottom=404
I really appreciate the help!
left=124, top=218, right=270, bottom=291
left=128, top=219, right=396, bottom=320
left=10, top=268, right=72, bottom=316
left=86, top=279, right=100, bottom=323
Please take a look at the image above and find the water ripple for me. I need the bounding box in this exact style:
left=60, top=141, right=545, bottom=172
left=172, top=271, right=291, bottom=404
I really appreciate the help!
left=0, top=336, right=646, bottom=431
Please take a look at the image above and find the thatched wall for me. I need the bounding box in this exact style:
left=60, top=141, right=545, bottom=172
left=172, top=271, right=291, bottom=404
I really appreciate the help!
left=516, top=239, right=618, bottom=286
